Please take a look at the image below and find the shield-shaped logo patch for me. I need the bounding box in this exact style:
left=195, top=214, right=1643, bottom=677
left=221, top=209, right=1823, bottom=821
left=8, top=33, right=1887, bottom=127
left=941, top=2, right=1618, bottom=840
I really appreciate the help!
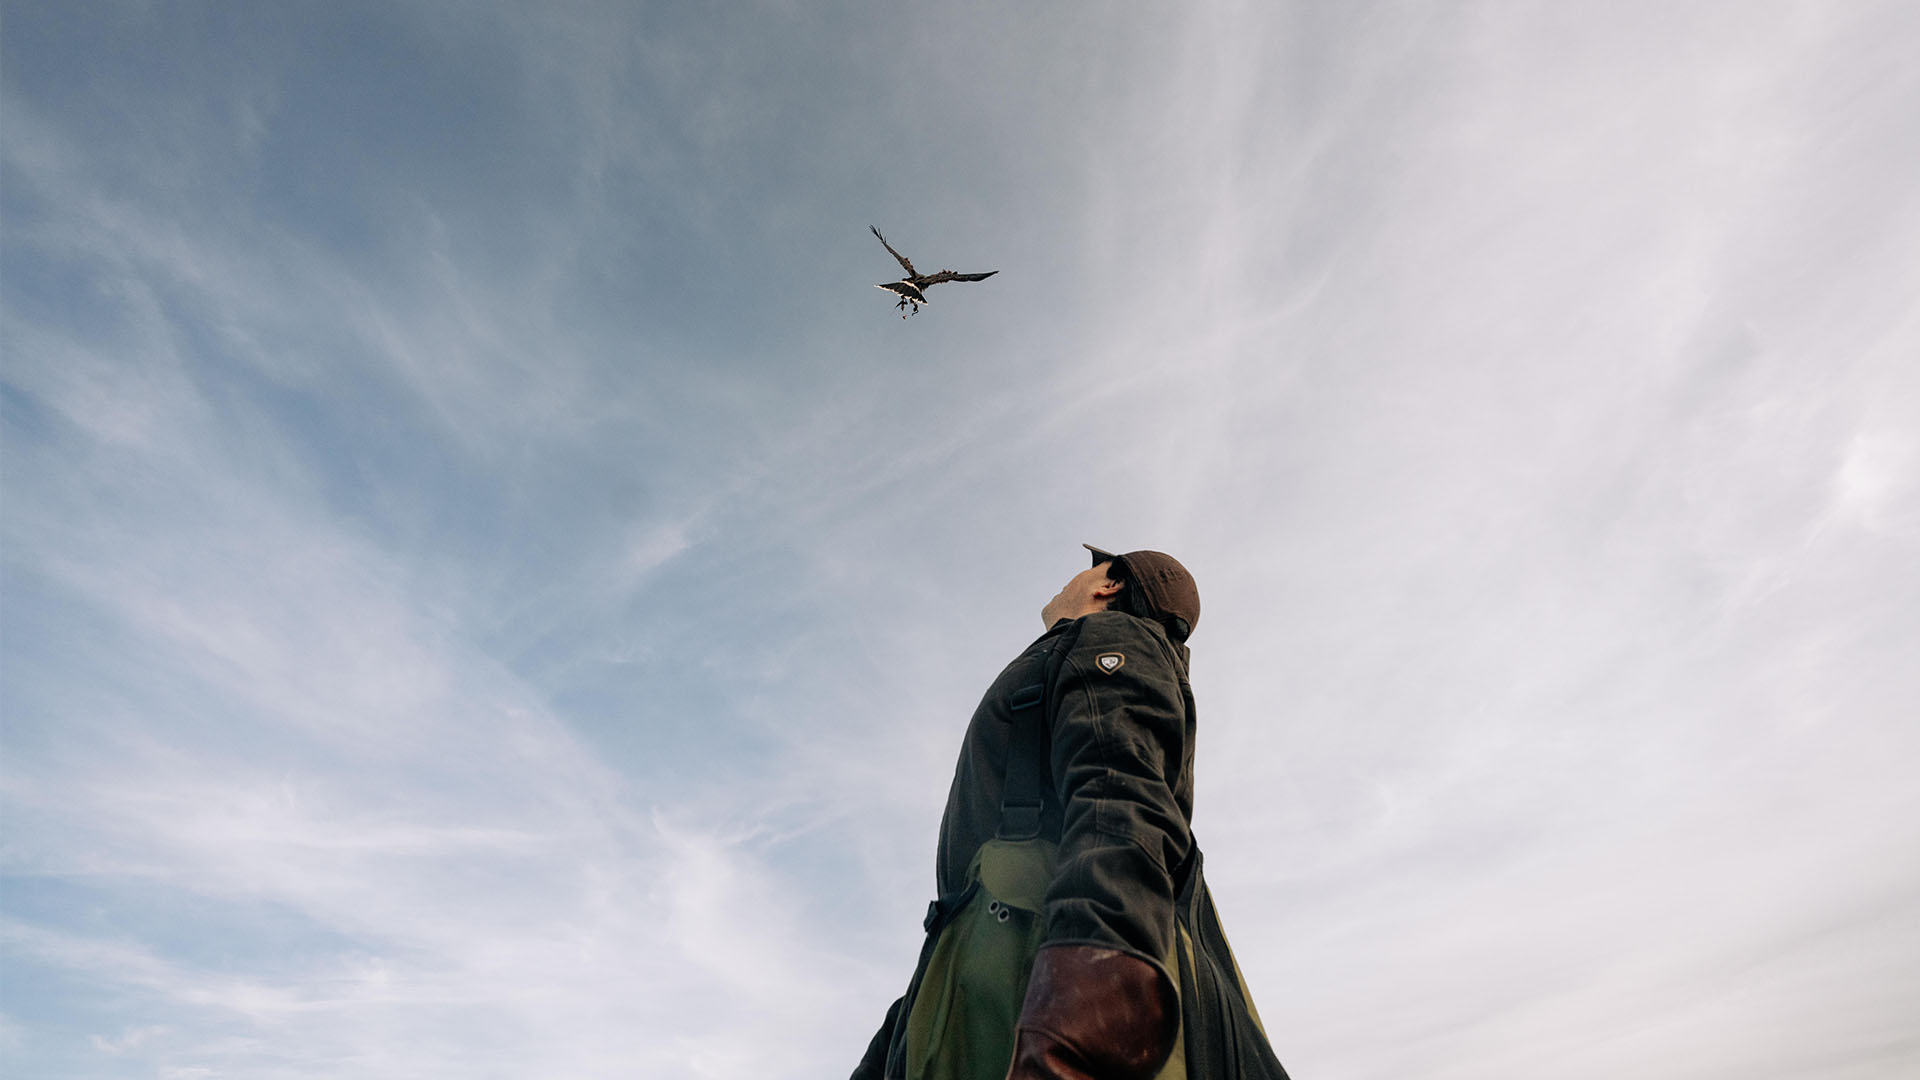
left=1096, top=652, right=1126, bottom=673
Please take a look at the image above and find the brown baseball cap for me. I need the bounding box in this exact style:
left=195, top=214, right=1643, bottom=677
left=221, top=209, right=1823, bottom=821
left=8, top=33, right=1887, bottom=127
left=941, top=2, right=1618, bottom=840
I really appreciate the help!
left=1083, top=543, right=1201, bottom=640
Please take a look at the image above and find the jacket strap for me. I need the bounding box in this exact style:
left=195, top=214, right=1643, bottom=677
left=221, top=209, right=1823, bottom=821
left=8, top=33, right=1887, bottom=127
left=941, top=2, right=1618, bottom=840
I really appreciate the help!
left=997, top=636, right=1062, bottom=840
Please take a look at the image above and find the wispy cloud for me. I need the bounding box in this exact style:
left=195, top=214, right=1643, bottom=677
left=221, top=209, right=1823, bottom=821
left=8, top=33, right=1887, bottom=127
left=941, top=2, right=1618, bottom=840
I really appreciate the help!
left=4, top=2, right=1917, bottom=1079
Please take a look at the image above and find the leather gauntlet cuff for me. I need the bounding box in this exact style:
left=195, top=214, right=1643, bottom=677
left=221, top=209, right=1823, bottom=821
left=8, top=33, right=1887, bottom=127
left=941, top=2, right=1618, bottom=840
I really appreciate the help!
left=1005, top=944, right=1178, bottom=1080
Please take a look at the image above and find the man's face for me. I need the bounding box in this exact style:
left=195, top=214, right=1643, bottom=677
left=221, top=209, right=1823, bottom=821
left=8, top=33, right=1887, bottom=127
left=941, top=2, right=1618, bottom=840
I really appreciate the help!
left=1040, top=561, right=1123, bottom=628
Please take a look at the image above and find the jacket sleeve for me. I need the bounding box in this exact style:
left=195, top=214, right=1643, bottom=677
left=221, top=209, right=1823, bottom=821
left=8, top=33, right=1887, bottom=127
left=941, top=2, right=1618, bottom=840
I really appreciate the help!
left=1040, top=611, right=1192, bottom=971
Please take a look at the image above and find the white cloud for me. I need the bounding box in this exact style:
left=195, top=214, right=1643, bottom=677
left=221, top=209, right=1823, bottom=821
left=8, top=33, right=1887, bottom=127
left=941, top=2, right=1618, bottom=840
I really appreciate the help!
left=1830, top=428, right=1918, bottom=533
left=90, top=1024, right=170, bottom=1055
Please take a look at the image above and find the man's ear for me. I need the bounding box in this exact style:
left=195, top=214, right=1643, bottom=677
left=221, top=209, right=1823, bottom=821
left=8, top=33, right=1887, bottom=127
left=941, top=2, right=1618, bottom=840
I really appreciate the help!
left=1093, top=577, right=1125, bottom=599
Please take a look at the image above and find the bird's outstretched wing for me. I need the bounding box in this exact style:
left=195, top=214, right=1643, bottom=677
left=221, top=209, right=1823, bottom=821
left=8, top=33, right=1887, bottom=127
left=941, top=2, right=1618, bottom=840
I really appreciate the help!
left=870, top=225, right=918, bottom=277
left=916, top=269, right=998, bottom=286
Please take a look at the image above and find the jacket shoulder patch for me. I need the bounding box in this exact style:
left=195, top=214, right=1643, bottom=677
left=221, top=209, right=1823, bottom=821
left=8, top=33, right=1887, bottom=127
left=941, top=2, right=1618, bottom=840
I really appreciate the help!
left=1095, top=652, right=1125, bottom=673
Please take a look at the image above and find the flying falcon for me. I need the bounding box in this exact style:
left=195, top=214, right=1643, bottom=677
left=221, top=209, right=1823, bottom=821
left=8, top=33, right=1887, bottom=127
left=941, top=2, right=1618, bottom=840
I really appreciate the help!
left=871, top=225, right=997, bottom=317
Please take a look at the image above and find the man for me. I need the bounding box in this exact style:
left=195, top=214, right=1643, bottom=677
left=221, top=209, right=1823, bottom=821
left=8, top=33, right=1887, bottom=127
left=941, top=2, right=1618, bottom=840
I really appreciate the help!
left=854, top=544, right=1279, bottom=1080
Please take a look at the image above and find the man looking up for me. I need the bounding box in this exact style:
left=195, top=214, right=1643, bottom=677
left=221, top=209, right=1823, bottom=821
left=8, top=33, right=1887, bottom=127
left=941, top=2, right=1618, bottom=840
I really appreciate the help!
left=853, top=545, right=1284, bottom=1080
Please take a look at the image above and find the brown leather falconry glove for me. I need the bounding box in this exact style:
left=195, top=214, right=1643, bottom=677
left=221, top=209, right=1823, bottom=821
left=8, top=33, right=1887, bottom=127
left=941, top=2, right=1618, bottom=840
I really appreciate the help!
left=1004, top=944, right=1178, bottom=1080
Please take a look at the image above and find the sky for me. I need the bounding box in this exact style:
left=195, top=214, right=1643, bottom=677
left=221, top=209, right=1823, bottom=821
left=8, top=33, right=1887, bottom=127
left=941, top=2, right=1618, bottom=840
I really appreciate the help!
left=2, top=2, right=1917, bottom=1078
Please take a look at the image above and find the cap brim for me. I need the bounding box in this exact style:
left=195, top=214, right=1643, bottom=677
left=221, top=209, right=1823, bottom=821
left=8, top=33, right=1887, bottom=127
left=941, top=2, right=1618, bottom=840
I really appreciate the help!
left=1083, top=543, right=1120, bottom=567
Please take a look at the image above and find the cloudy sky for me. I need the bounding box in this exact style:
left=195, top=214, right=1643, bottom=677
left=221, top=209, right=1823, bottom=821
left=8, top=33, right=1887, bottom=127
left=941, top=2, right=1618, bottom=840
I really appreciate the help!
left=4, top=2, right=1917, bottom=1078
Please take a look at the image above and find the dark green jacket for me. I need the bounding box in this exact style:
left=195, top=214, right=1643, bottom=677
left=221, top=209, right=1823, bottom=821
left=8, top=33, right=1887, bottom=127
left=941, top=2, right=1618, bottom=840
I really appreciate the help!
left=855, top=610, right=1197, bottom=1077
left=939, top=610, right=1195, bottom=967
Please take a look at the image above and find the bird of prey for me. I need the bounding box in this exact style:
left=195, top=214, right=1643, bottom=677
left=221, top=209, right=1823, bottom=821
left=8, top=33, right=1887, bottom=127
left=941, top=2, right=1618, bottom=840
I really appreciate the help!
left=871, top=225, right=997, bottom=317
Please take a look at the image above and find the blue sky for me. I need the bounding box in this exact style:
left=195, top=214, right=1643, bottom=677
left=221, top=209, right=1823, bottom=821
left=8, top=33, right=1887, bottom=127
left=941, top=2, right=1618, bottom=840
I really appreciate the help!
left=3, top=2, right=1917, bottom=1077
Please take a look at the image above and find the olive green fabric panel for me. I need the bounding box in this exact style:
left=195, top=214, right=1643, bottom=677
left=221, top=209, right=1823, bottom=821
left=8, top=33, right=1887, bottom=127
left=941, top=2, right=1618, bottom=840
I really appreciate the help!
left=1152, top=929, right=1192, bottom=1080
left=899, top=839, right=1054, bottom=1080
